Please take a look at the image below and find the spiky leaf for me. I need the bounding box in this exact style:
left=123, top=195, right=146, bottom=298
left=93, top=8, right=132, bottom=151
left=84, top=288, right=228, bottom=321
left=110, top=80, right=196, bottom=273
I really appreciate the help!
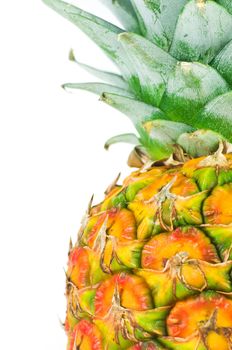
left=119, top=32, right=176, bottom=106
left=101, top=93, right=168, bottom=125
left=101, top=93, right=190, bottom=160
left=131, top=0, right=189, bottom=51
left=177, top=130, right=222, bottom=157
left=212, top=39, right=232, bottom=85
left=62, top=82, right=134, bottom=97
left=196, top=91, right=232, bottom=142
left=159, top=61, right=229, bottom=122
left=69, top=50, right=128, bottom=89
left=42, top=0, right=130, bottom=74
left=104, top=133, right=139, bottom=149
left=170, top=0, right=232, bottom=63
left=139, top=119, right=193, bottom=160
left=100, top=0, right=140, bottom=33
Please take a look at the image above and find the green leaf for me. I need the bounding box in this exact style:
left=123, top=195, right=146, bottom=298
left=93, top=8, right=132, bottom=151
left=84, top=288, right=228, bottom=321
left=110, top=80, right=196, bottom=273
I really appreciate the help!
left=170, top=0, right=232, bottom=63
left=100, top=93, right=168, bottom=126
left=216, top=0, right=232, bottom=15
left=131, top=0, right=189, bottom=51
left=62, top=82, right=134, bottom=97
left=177, top=130, right=222, bottom=158
left=99, top=0, right=140, bottom=33
left=101, top=93, right=183, bottom=161
left=139, top=119, right=193, bottom=160
left=42, top=0, right=129, bottom=74
left=159, top=61, right=229, bottom=123
left=212, top=39, right=232, bottom=86
left=118, top=32, right=176, bottom=106
left=69, top=49, right=128, bottom=89
left=104, top=133, right=139, bottom=149
left=196, top=91, right=232, bottom=142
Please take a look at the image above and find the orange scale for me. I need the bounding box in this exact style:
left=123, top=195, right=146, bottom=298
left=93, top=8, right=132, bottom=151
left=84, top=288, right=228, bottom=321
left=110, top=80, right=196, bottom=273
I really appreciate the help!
left=129, top=200, right=157, bottom=223
left=135, top=173, right=175, bottom=201
left=94, top=274, right=153, bottom=318
left=94, top=276, right=117, bottom=318
left=65, top=317, right=69, bottom=333
left=67, top=330, right=76, bottom=350
left=118, top=273, right=153, bottom=311
left=170, top=174, right=198, bottom=196
left=167, top=293, right=232, bottom=339
left=123, top=167, right=165, bottom=186
left=73, top=320, right=103, bottom=350
left=85, top=213, right=107, bottom=248
left=141, top=227, right=219, bottom=270
left=86, top=209, right=137, bottom=247
left=88, top=210, right=117, bottom=245
left=135, top=172, right=197, bottom=202
left=182, top=157, right=207, bottom=176
left=183, top=155, right=232, bottom=178
left=101, top=186, right=123, bottom=209
left=67, top=247, right=90, bottom=289
left=107, top=208, right=137, bottom=241
left=204, top=184, right=232, bottom=224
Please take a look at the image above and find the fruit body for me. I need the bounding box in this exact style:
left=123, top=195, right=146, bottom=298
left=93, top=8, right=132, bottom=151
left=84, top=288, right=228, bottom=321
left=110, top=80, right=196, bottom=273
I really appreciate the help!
left=66, top=154, right=232, bottom=349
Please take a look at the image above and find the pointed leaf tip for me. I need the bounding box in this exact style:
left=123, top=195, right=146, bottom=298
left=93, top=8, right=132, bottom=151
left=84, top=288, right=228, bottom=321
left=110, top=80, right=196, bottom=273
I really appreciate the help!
left=100, top=92, right=168, bottom=126
left=42, top=0, right=129, bottom=74
left=67, top=49, right=128, bottom=89
left=100, top=0, right=140, bottom=34
left=62, top=82, right=134, bottom=98
left=104, top=133, right=139, bottom=150
left=68, top=48, right=75, bottom=62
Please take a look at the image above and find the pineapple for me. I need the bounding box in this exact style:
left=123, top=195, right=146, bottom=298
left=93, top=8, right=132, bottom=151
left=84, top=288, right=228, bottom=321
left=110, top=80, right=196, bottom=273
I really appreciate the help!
left=42, top=0, right=232, bottom=349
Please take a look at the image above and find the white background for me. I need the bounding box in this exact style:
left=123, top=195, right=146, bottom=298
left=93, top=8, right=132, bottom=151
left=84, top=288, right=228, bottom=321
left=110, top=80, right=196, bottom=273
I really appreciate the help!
left=0, top=1, right=135, bottom=349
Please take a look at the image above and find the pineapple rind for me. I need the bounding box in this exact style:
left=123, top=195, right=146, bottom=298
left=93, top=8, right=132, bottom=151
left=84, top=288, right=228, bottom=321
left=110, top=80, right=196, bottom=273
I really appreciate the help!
left=66, top=156, right=232, bottom=349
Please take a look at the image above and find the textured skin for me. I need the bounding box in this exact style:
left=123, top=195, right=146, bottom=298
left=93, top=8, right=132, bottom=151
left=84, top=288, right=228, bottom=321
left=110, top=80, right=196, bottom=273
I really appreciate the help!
left=65, top=155, right=232, bottom=350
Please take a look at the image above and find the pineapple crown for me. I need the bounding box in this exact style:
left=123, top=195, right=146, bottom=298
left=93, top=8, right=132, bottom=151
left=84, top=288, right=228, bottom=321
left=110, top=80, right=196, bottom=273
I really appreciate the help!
left=43, top=0, right=232, bottom=162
